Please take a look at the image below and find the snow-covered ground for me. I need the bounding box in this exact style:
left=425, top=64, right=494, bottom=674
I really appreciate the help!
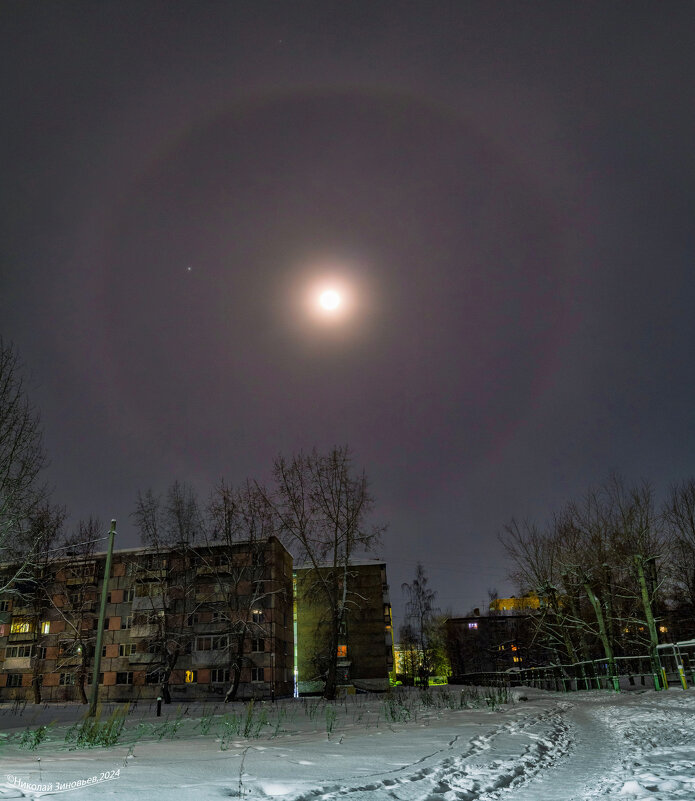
left=1, top=686, right=694, bottom=800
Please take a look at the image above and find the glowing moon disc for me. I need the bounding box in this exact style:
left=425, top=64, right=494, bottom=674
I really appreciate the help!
left=319, top=289, right=341, bottom=310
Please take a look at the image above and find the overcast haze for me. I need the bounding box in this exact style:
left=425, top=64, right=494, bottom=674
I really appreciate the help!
left=2, top=3, right=695, bottom=627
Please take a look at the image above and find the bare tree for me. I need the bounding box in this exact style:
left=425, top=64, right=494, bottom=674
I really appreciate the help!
left=47, top=518, right=102, bottom=704
left=0, top=339, right=50, bottom=592
left=663, top=478, right=695, bottom=615
left=131, top=481, right=201, bottom=703
left=267, top=446, right=384, bottom=700
left=200, top=479, right=281, bottom=702
left=401, top=563, right=439, bottom=687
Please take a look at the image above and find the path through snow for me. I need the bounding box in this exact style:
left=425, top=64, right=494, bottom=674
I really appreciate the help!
left=0, top=688, right=693, bottom=800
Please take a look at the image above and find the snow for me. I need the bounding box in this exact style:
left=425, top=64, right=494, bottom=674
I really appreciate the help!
left=0, top=687, right=694, bottom=800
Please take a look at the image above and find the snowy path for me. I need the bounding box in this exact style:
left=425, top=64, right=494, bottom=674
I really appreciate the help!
left=1, top=689, right=694, bottom=800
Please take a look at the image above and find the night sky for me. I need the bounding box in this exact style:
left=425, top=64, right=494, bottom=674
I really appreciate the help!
left=3, top=3, right=695, bottom=627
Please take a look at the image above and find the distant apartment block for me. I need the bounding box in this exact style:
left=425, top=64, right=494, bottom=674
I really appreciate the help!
left=294, top=561, right=393, bottom=694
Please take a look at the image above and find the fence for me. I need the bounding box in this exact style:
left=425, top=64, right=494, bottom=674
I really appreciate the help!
left=449, top=638, right=695, bottom=693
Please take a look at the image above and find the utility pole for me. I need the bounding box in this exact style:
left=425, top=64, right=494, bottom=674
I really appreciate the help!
left=88, top=519, right=116, bottom=717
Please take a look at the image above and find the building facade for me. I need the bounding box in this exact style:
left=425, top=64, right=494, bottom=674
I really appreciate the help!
left=294, top=561, right=393, bottom=694
left=0, top=537, right=294, bottom=702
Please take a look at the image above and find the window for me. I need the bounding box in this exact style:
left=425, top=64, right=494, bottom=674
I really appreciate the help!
left=187, top=613, right=199, bottom=626
left=102, top=646, right=107, bottom=657
left=116, top=672, right=133, bottom=685
left=104, top=618, right=110, bottom=631
left=196, top=635, right=226, bottom=651
left=184, top=670, right=197, bottom=684
left=119, top=643, right=136, bottom=657
left=251, top=638, right=264, bottom=653
left=121, top=616, right=132, bottom=630
left=41, top=621, right=50, bottom=634
left=135, top=582, right=162, bottom=598
left=252, top=609, right=263, bottom=624
left=146, top=670, right=164, bottom=684
left=252, top=550, right=264, bottom=567
left=251, top=667, right=264, bottom=682
left=468, top=622, right=478, bottom=630
left=6, top=674, right=23, bottom=688
left=210, top=668, right=230, bottom=683
left=211, top=610, right=223, bottom=623
left=10, top=618, right=33, bottom=634
left=37, top=646, right=47, bottom=660
left=123, top=587, right=135, bottom=603
left=87, top=673, right=104, bottom=685
left=6, top=645, right=34, bottom=658
left=0, top=600, right=9, bottom=612
left=59, top=673, right=76, bottom=686
left=337, top=645, right=347, bottom=658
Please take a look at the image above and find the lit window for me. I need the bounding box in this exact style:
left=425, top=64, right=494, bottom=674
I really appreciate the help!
left=337, top=645, right=347, bottom=658
left=252, top=609, right=263, bottom=624
left=659, top=626, right=668, bottom=633
left=511, top=644, right=517, bottom=651
left=184, top=670, right=196, bottom=684
left=468, top=622, right=478, bottom=630
left=41, top=621, right=50, bottom=634
left=10, top=618, right=33, bottom=634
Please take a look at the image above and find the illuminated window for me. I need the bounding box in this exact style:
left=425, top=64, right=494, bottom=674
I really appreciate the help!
left=41, top=621, right=50, bottom=634
left=468, top=622, right=478, bottom=630
left=252, top=609, right=263, bottom=624
left=184, top=670, right=197, bottom=683
left=659, top=626, right=668, bottom=633
left=511, top=644, right=517, bottom=651
left=10, top=618, right=33, bottom=634
left=337, top=645, right=347, bottom=658
left=513, top=656, right=522, bottom=663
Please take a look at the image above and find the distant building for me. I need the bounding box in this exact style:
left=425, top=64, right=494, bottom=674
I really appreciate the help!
left=446, top=607, right=539, bottom=676
left=294, top=561, right=393, bottom=694
left=489, top=594, right=540, bottom=614
left=0, top=538, right=294, bottom=702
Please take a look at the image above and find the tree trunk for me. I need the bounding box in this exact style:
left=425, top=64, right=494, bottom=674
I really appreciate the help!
left=583, top=580, right=617, bottom=688
left=635, top=555, right=661, bottom=681
left=225, top=637, right=245, bottom=702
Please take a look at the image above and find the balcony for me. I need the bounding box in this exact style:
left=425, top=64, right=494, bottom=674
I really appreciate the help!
left=3, top=657, right=32, bottom=670
left=130, top=624, right=158, bottom=639
left=132, top=595, right=165, bottom=613
left=8, top=631, right=37, bottom=643
left=128, top=651, right=157, bottom=665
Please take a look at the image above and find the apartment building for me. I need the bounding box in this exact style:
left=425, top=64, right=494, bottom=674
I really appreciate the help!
left=0, top=537, right=294, bottom=702
left=294, top=561, right=393, bottom=694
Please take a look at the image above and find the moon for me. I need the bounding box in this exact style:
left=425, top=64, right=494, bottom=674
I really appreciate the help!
left=319, top=289, right=341, bottom=311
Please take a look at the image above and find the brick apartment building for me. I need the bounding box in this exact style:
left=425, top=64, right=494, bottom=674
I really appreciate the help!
left=294, top=561, right=393, bottom=694
left=0, top=537, right=294, bottom=702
